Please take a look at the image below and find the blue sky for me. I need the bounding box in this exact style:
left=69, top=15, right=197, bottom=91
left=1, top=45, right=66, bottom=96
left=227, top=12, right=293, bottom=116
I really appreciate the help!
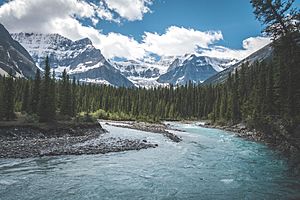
left=96, top=0, right=262, bottom=49
left=0, top=0, right=298, bottom=60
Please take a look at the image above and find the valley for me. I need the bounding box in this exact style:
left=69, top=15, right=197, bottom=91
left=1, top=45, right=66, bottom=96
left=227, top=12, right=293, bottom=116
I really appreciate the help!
left=0, top=0, right=299, bottom=199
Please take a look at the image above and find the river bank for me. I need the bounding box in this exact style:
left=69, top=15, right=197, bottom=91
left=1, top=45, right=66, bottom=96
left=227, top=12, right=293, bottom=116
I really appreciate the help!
left=198, top=121, right=300, bottom=174
left=2, top=121, right=299, bottom=200
left=0, top=122, right=157, bottom=159
left=100, top=120, right=182, bottom=142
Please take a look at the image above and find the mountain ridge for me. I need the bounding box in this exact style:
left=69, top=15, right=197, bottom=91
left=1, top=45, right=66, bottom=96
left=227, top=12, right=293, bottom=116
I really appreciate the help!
left=158, top=54, right=236, bottom=85
left=0, top=24, right=38, bottom=78
left=203, top=43, right=273, bottom=85
left=10, top=31, right=272, bottom=87
left=11, top=32, right=134, bottom=87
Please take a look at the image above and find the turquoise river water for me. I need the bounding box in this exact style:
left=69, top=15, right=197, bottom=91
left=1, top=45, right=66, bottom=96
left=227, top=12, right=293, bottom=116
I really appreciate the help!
left=0, top=122, right=299, bottom=200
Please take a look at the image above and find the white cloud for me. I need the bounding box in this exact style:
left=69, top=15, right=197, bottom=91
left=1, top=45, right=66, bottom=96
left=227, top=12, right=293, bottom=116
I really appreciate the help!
left=200, top=36, right=271, bottom=60
left=0, top=0, right=271, bottom=61
left=99, top=32, right=146, bottom=59
left=95, top=1, right=120, bottom=23
left=0, top=0, right=95, bottom=33
left=142, top=26, right=223, bottom=57
left=103, top=0, right=153, bottom=21
left=0, top=0, right=149, bottom=59
left=242, top=36, right=271, bottom=51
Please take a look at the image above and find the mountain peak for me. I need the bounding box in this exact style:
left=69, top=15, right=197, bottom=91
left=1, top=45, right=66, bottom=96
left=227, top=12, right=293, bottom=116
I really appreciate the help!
left=11, top=31, right=134, bottom=87
left=75, top=37, right=92, bottom=45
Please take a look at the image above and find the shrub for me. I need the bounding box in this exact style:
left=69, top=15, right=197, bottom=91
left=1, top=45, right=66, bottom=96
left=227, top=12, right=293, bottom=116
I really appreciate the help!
left=24, top=113, right=39, bottom=123
left=75, top=112, right=97, bottom=123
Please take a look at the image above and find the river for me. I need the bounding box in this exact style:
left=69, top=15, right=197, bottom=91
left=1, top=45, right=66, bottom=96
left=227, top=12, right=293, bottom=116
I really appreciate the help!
left=0, top=122, right=299, bottom=199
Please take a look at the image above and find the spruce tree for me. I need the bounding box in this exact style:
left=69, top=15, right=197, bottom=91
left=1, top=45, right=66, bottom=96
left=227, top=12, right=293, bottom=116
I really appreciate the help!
left=60, top=70, right=72, bottom=116
left=3, top=75, right=15, bottom=120
left=71, top=76, right=77, bottom=117
left=250, top=0, right=299, bottom=38
left=31, top=69, right=41, bottom=114
left=21, top=81, right=30, bottom=113
left=39, top=56, right=54, bottom=122
left=48, top=70, right=56, bottom=120
left=0, top=76, right=4, bottom=119
left=265, top=63, right=275, bottom=115
left=231, top=69, right=240, bottom=122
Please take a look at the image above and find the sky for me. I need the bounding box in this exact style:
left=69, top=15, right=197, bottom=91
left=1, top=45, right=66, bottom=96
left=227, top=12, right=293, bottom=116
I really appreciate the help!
left=1, top=0, right=296, bottom=61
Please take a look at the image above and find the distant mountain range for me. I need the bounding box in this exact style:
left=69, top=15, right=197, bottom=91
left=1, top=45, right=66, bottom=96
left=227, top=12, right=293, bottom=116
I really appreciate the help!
left=0, top=23, right=273, bottom=87
left=111, top=56, right=173, bottom=87
left=112, top=54, right=236, bottom=86
left=157, top=54, right=236, bottom=85
left=10, top=30, right=237, bottom=87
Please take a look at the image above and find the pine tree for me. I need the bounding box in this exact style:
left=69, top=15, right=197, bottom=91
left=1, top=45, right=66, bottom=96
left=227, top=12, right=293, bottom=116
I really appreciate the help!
left=250, top=0, right=299, bottom=38
left=231, top=69, right=240, bottom=122
left=21, top=81, right=30, bottom=113
left=39, top=56, right=54, bottom=122
left=71, top=76, right=77, bottom=117
left=265, top=63, right=275, bottom=115
left=48, top=70, right=56, bottom=119
left=0, top=76, right=4, bottom=119
left=3, top=75, right=15, bottom=120
left=60, top=69, right=72, bottom=116
left=31, top=69, right=41, bottom=114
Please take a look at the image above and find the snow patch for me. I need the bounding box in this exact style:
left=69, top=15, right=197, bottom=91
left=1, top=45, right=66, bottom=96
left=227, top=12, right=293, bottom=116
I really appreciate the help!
left=79, top=78, right=111, bottom=85
left=69, top=63, right=103, bottom=74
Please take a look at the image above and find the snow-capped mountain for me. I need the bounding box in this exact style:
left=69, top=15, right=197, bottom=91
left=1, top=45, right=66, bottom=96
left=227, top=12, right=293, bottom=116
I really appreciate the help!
left=0, top=24, right=38, bottom=78
left=11, top=33, right=134, bottom=87
left=113, top=53, right=236, bottom=87
left=157, top=54, right=237, bottom=85
left=203, top=43, right=273, bottom=85
left=113, top=59, right=160, bottom=79
left=10, top=32, right=238, bottom=87
left=112, top=55, right=179, bottom=87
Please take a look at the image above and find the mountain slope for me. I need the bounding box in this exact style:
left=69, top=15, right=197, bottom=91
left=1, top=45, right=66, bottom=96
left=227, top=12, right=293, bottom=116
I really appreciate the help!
left=11, top=33, right=134, bottom=87
left=113, top=59, right=161, bottom=87
left=71, top=61, right=135, bottom=87
left=112, top=56, right=180, bottom=87
left=203, top=43, right=273, bottom=85
left=157, top=54, right=235, bottom=85
left=0, top=24, right=38, bottom=78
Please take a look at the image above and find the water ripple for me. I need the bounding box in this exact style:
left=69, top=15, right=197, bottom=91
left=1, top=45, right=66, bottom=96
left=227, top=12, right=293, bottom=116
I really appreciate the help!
left=0, top=123, right=299, bottom=199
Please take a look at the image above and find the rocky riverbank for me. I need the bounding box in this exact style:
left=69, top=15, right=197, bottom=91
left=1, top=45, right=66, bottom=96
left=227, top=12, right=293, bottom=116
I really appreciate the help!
left=100, top=120, right=182, bottom=142
left=199, top=121, right=300, bottom=174
left=0, top=122, right=157, bottom=159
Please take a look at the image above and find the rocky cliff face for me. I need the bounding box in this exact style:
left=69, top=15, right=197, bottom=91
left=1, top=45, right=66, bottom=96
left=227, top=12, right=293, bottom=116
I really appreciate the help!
left=0, top=24, right=38, bottom=78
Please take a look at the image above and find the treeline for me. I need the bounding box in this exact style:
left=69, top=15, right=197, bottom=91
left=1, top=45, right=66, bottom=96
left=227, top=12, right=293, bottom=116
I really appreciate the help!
left=0, top=65, right=219, bottom=122
left=0, top=32, right=299, bottom=125
left=0, top=57, right=77, bottom=122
